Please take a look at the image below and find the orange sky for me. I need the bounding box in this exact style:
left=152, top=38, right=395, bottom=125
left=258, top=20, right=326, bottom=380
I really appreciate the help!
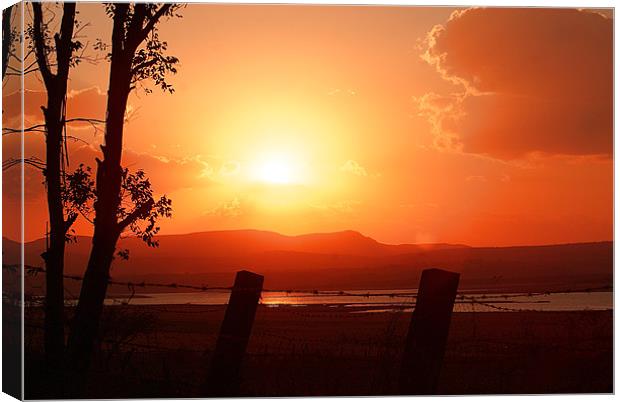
left=2, top=5, right=613, bottom=246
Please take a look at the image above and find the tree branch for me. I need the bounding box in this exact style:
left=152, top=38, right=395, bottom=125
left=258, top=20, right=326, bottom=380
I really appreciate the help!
left=130, top=58, right=159, bottom=76
left=64, top=212, right=78, bottom=233
left=127, top=4, right=147, bottom=48
left=64, top=117, right=106, bottom=125
left=76, top=208, right=94, bottom=225
left=117, top=198, right=154, bottom=231
left=31, top=2, right=54, bottom=87
left=134, top=4, right=172, bottom=47
left=3, top=156, right=46, bottom=171
left=2, top=118, right=105, bottom=135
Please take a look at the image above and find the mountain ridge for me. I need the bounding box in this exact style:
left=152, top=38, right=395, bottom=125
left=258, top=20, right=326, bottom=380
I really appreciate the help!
left=3, top=229, right=612, bottom=291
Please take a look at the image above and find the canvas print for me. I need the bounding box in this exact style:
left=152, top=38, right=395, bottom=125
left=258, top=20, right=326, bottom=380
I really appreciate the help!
left=1, top=2, right=613, bottom=399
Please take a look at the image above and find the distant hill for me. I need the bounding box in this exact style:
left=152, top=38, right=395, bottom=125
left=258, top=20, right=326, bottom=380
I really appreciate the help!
left=2, top=230, right=612, bottom=292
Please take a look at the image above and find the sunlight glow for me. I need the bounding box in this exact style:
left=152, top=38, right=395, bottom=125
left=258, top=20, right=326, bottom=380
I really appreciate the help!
left=252, top=154, right=300, bottom=185
left=258, top=159, right=294, bottom=184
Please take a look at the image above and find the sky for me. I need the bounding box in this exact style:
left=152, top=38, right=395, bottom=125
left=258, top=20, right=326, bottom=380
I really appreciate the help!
left=2, top=5, right=613, bottom=246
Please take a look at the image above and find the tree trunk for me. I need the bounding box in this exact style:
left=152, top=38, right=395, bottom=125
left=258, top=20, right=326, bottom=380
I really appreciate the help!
left=42, top=93, right=67, bottom=371
left=31, top=2, right=77, bottom=383
left=65, top=229, right=117, bottom=378
left=66, top=4, right=176, bottom=392
left=65, top=81, right=130, bottom=392
left=66, top=7, right=132, bottom=382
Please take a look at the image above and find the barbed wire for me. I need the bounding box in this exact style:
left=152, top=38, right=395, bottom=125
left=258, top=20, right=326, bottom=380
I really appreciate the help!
left=18, top=264, right=233, bottom=292
left=17, top=261, right=611, bottom=396
left=459, top=296, right=536, bottom=312
left=5, top=264, right=613, bottom=307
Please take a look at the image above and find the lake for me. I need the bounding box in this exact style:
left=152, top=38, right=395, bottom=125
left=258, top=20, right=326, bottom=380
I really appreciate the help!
left=104, top=289, right=613, bottom=312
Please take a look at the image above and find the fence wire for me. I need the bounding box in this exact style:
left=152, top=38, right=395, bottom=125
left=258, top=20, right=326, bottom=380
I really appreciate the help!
left=5, top=263, right=613, bottom=312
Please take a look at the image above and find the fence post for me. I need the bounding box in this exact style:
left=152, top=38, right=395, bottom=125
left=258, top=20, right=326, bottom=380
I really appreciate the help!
left=205, top=270, right=264, bottom=396
left=399, top=268, right=460, bottom=395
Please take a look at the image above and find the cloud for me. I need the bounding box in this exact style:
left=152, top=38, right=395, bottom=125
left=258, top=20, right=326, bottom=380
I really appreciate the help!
left=419, top=8, right=612, bottom=160
left=219, top=160, right=241, bottom=176
left=64, top=87, right=108, bottom=121
left=414, top=92, right=465, bottom=152
left=3, top=133, right=46, bottom=202
left=58, top=144, right=218, bottom=193
left=4, top=86, right=107, bottom=126
left=328, top=88, right=357, bottom=96
left=205, top=197, right=243, bottom=217
left=340, top=160, right=368, bottom=177
left=2, top=135, right=221, bottom=203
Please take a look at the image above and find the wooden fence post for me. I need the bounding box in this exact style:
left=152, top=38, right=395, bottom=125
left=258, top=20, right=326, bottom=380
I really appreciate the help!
left=205, top=270, right=264, bottom=396
left=399, top=268, right=460, bottom=395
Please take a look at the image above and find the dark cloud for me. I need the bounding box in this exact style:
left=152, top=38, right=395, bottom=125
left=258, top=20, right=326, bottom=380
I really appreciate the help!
left=419, top=8, right=612, bottom=159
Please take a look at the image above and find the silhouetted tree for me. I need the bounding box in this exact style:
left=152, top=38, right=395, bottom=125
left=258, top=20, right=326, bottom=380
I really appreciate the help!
left=31, top=2, right=79, bottom=371
left=2, top=5, right=14, bottom=80
left=66, top=3, right=180, bottom=382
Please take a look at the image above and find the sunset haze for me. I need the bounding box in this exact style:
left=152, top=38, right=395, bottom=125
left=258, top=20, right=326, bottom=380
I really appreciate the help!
left=3, top=5, right=613, bottom=247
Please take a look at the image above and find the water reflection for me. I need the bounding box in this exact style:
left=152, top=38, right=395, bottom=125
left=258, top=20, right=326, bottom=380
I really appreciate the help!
left=100, top=290, right=613, bottom=312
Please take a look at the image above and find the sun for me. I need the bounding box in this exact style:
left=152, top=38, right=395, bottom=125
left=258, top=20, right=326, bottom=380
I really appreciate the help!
left=251, top=153, right=301, bottom=185
left=258, top=159, right=293, bottom=184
